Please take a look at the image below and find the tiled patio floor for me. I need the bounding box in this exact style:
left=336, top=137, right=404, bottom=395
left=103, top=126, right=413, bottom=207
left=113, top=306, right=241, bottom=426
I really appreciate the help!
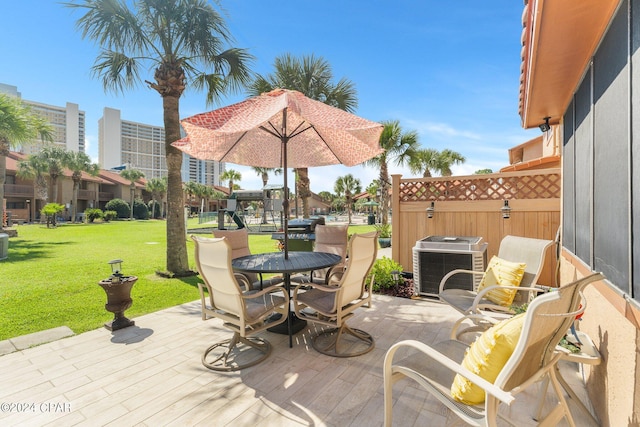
left=0, top=295, right=599, bottom=426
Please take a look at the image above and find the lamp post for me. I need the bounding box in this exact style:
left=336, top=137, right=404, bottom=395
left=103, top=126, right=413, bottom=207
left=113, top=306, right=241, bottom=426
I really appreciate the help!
left=25, top=199, right=31, bottom=223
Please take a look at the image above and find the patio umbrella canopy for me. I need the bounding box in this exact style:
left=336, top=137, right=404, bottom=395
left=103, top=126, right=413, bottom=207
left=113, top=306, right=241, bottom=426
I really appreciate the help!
left=173, top=89, right=384, bottom=258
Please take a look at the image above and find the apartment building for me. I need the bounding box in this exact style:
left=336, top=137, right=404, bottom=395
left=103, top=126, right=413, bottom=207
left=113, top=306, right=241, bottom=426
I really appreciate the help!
left=99, top=107, right=223, bottom=186
left=0, top=83, right=86, bottom=154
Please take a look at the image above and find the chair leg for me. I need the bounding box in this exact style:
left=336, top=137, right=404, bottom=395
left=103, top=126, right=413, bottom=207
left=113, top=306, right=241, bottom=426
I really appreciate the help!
left=202, top=332, right=272, bottom=371
left=536, top=366, right=577, bottom=427
left=311, top=323, right=374, bottom=357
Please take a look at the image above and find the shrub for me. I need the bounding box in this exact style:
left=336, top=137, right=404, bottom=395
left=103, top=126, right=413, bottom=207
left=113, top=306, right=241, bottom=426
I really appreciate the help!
left=374, top=223, right=391, bottom=238
left=133, top=199, right=149, bottom=220
left=105, top=198, right=130, bottom=219
left=103, top=211, right=117, bottom=222
left=41, top=203, right=65, bottom=228
left=367, top=256, right=404, bottom=291
left=84, top=208, right=103, bottom=223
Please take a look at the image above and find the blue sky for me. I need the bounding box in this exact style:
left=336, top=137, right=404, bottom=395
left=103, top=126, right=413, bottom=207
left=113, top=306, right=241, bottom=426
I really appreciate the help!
left=0, top=1, right=535, bottom=193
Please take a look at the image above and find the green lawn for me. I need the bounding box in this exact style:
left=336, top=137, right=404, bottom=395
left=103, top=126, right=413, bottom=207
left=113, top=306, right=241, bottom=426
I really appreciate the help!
left=0, top=220, right=375, bottom=341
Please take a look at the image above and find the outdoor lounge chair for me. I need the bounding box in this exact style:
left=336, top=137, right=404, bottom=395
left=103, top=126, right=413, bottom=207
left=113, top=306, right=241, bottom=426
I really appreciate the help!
left=439, top=235, right=554, bottom=336
left=383, top=272, right=604, bottom=427
left=192, top=236, right=289, bottom=371
left=290, top=224, right=349, bottom=285
left=292, top=231, right=378, bottom=357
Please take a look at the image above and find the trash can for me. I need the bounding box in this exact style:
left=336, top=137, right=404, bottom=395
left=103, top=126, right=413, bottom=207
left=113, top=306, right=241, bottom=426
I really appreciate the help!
left=367, top=214, right=375, bottom=225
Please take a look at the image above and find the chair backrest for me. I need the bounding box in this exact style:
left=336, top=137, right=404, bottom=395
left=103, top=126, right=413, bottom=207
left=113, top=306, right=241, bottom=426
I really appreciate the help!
left=192, top=236, right=244, bottom=317
left=314, top=224, right=349, bottom=258
left=213, top=228, right=257, bottom=283
left=313, top=224, right=349, bottom=279
left=338, top=231, right=378, bottom=305
left=497, top=235, right=554, bottom=287
left=496, top=272, right=604, bottom=391
left=213, top=228, right=251, bottom=258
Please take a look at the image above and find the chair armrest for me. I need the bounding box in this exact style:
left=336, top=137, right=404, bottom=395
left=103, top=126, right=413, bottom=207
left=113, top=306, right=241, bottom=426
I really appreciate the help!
left=233, top=273, right=252, bottom=292
left=449, top=314, right=500, bottom=339
left=323, top=263, right=346, bottom=284
left=471, top=285, right=546, bottom=314
left=293, top=281, right=342, bottom=295
left=242, top=283, right=289, bottom=304
left=384, top=339, right=515, bottom=405
left=197, top=283, right=209, bottom=321
left=438, top=269, right=485, bottom=293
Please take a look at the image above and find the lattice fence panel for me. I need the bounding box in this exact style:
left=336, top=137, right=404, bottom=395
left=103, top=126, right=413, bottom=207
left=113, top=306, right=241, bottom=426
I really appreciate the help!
left=399, top=172, right=561, bottom=202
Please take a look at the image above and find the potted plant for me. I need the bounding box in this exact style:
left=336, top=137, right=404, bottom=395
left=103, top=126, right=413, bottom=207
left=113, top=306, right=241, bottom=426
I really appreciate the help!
left=375, top=223, right=392, bottom=248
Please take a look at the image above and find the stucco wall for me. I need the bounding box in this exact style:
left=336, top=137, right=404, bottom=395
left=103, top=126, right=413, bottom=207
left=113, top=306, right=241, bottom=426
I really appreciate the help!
left=561, top=253, right=640, bottom=426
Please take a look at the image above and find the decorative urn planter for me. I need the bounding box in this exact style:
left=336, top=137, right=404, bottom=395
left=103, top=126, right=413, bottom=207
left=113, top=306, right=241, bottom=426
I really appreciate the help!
left=98, top=259, right=137, bottom=331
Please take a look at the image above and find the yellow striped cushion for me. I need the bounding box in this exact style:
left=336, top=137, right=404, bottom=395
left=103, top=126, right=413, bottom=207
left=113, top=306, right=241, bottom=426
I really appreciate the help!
left=451, top=313, right=525, bottom=404
left=477, top=256, right=526, bottom=306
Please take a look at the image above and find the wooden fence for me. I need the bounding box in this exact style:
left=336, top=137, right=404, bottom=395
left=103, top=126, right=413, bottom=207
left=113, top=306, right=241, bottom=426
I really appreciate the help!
left=390, top=168, right=561, bottom=286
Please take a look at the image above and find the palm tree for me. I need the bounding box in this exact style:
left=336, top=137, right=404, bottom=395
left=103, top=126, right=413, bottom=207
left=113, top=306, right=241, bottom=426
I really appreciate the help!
left=247, top=53, right=357, bottom=218
left=334, top=174, right=361, bottom=225
left=63, top=150, right=100, bottom=223
left=37, top=146, right=67, bottom=205
left=0, top=94, right=53, bottom=227
left=182, top=180, right=198, bottom=214
left=220, top=169, right=241, bottom=194
left=68, top=0, right=253, bottom=275
left=318, top=191, right=334, bottom=203
left=146, top=177, right=167, bottom=219
left=408, top=148, right=440, bottom=178
left=365, top=120, right=419, bottom=224
left=17, top=155, right=49, bottom=220
left=200, top=184, right=214, bottom=214
left=437, top=149, right=466, bottom=176
left=120, top=169, right=145, bottom=220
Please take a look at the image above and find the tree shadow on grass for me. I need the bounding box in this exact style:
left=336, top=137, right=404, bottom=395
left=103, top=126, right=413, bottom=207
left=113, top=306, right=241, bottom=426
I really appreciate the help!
left=175, top=274, right=202, bottom=288
left=4, top=239, right=73, bottom=263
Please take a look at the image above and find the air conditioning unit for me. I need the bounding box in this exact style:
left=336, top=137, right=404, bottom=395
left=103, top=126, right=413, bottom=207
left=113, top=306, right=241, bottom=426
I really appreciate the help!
left=413, top=236, right=488, bottom=297
left=0, top=233, right=8, bottom=260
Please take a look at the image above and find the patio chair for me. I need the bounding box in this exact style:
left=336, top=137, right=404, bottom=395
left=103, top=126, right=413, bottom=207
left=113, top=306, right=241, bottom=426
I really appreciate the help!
left=290, top=224, right=349, bottom=285
left=439, top=235, right=554, bottom=336
left=383, top=272, right=604, bottom=427
left=213, top=228, right=282, bottom=289
left=192, top=236, right=289, bottom=371
left=292, top=231, right=378, bottom=357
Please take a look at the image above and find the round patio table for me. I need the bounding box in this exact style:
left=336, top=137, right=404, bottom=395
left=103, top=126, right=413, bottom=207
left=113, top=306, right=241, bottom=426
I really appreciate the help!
left=232, top=251, right=342, bottom=348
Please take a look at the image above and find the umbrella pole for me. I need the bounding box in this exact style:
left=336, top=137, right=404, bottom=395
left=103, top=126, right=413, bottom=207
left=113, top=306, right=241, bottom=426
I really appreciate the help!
left=282, top=109, right=289, bottom=259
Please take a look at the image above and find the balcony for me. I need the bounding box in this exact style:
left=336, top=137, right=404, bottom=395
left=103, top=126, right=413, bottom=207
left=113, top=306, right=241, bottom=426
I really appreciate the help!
left=99, top=191, right=114, bottom=201
left=3, top=184, right=33, bottom=198
left=77, top=189, right=97, bottom=200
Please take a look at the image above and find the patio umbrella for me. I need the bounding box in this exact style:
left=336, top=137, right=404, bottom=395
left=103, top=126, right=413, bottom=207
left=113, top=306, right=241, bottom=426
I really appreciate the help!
left=173, top=88, right=384, bottom=258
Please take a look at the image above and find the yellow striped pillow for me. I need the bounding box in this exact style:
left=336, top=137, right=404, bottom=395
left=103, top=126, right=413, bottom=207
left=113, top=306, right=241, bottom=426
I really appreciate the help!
left=477, top=256, right=526, bottom=306
left=451, top=313, right=525, bottom=404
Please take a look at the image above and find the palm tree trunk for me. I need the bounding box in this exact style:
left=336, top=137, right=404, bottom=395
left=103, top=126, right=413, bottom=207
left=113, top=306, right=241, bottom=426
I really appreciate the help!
left=51, top=175, right=59, bottom=204
left=129, top=184, right=135, bottom=220
left=163, top=93, right=189, bottom=274
left=72, top=178, right=80, bottom=223
left=0, top=144, right=7, bottom=229
left=151, top=196, right=156, bottom=219
left=297, top=167, right=311, bottom=218
left=380, top=162, right=390, bottom=225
